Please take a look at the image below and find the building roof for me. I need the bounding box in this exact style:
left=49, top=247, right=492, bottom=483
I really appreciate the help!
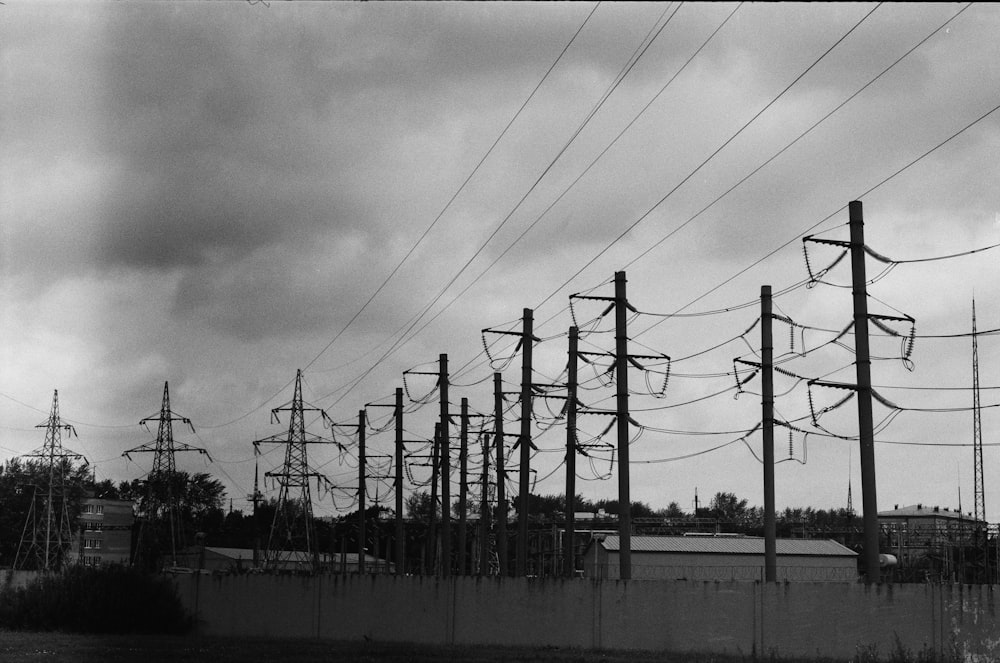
left=202, top=547, right=385, bottom=564
left=877, top=504, right=982, bottom=521
left=594, top=535, right=856, bottom=557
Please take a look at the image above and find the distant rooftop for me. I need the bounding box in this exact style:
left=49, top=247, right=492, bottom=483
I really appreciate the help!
left=878, top=504, right=982, bottom=521
left=593, top=535, right=856, bottom=557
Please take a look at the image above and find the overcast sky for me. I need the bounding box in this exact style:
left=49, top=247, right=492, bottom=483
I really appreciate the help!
left=2, top=2, right=999, bottom=524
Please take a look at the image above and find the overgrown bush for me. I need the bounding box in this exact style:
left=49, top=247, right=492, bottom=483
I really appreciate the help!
left=0, top=565, right=192, bottom=633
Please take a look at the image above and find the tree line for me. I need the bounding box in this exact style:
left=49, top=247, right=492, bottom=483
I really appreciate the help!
left=0, top=456, right=859, bottom=569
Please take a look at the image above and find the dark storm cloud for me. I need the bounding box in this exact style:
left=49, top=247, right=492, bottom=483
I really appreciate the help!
left=90, top=7, right=365, bottom=271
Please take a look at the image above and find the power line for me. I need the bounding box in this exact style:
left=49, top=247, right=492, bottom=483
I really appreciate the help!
left=534, top=3, right=883, bottom=312
left=319, top=5, right=685, bottom=411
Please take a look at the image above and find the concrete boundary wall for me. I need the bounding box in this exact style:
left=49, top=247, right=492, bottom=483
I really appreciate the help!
left=177, top=575, right=998, bottom=660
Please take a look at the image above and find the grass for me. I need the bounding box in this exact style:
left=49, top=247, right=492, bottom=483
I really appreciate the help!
left=0, top=632, right=964, bottom=663
left=0, top=632, right=816, bottom=663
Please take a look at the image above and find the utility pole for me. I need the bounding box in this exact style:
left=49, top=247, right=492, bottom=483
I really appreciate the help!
left=252, top=370, right=340, bottom=574
left=613, top=273, right=632, bottom=580
left=358, top=409, right=366, bottom=574
left=483, top=314, right=538, bottom=576
left=404, top=359, right=451, bottom=575
left=516, top=309, right=535, bottom=577
left=494, top=372, right=508, bottom=576
left=439, top=354, right=451, bottom=577
left=15, top=390, right=86, bottom=571
left=395, top=388, right=405, bottom=576
left=761, top=286, right=777, bottom=582
left=803, top=202, right=888, bottom=584
left=366, top=389, right=418, bottom=576
left=848, top=201, right=881, bottom=584
left=458, top=398, right=469, bottom=575
left=571, top=272, right=664, bottom=581
left=124, top=382, right=208, bottom=569
left=565, top=326, right=579, bottom=578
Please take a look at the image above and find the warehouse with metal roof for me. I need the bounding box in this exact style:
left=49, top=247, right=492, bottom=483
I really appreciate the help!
left=583, top=534, right=858, bottom=582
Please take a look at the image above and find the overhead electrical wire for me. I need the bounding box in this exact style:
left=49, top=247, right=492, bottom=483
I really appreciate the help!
left=318, top=5, right=684, bottom=413
left=300, top=2, right=601, bottom=375
left=416, top=1, right=741, bottom=346
left=333, top=3, right=692, bottom=398
left=534, top=3, right=883, bottom=312
left=633, top=93, right=1000, bottom=339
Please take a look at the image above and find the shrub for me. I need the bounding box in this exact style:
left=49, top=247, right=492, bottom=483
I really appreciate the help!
left=0, top=565, right=192, bottom=633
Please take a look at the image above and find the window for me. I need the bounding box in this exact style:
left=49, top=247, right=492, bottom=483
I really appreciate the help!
left=84, top=538, right=102, bottom=550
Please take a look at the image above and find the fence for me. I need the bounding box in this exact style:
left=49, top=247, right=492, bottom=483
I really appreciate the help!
left=174, top=574, right=999, bottom=660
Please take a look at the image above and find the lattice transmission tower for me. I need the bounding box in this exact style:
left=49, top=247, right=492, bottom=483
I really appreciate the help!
left=971, top=300, right=989, bottom=582
left=15, top=390, right=87, bottom=571
left=123, top=382, right=209, bottom=568
left=972, top=301, right=986, bottom=525
left=253, top=370, right=341, bottom=573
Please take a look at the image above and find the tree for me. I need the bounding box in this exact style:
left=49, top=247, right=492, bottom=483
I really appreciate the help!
left=0, top=457, right=91, bottom=568
left=656, top=501, right=687, bottom=519
left=405, top=490, right=436, bottom=521
left=122, top=470, right=227, bottom=569
left=709, top=492, right=751, bottom=531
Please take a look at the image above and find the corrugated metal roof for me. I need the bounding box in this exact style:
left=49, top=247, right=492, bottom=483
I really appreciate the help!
left=595, top=535, right=856, bottom=557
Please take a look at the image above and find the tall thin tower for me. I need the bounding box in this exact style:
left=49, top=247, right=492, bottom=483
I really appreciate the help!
left=15, top=390, right=86, bottom=571
left=972, top=302, right=986, bottom=531
left=124, top=382, right=208, bottom=568
left=253, top=370, right=340, bottom=573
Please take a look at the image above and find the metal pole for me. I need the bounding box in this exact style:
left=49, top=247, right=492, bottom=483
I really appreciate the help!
left=517, top=308, right=534, bottom=577
left=614, top=272, right=632, bottom=580
left=394, top=388, right=404, bottom=576
left=458, top=397, right=469, bottom=575
left=358, top=409, right=366, bottom=575
left=494, top=372, right=508, bottom=576
left=849, top=201, right=881, bottom=584
left=762, top=285, right=777, bottom=582
left=440, top=354, right=451, bottom=577
left=565, top=326, right=579, bottom=578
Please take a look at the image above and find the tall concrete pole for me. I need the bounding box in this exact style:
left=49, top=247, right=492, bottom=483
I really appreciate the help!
left=458, top=398, right=469, bottom=575
left=394, top=388, right=405, bottom=576
left=614, top=272, right=632, bottom=580
left=849, top=200, right=881, bottom=584
left=494, top=372, right=508, bottom=576
left=762, top=286, right=777, bottom=582
left=439, top=354, right=451, bottom=577
left=565, top=326, right=579, bottom=578
left=517, top=308, right=534, bottom=577
left=358, top=409, right=366, bottom=575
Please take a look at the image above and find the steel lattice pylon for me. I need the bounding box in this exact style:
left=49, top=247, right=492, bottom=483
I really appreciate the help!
left=254, top=370, right=341, bottom=573
left=15, top=390, right=86, bottom=571
left=971, top=301, right=989, bottom=582
left=123, top=382, right=209, bottom=568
